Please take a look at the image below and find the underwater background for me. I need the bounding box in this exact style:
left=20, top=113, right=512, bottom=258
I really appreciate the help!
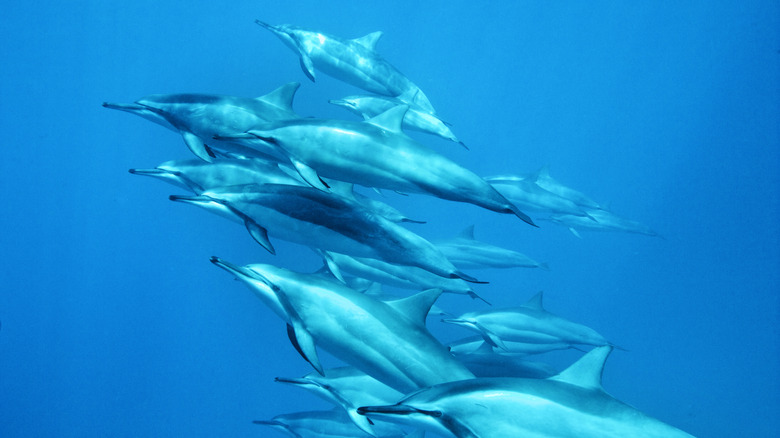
left=0, top=1, right=778, bottom=436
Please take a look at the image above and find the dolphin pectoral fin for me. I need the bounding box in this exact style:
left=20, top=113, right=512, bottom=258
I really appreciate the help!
left=474, top=323, right=508, bottom=351
left=244, top=219, right=276, bottom=255
left=299, top=54, right=316, bottom=82
left=348, top=408, right=379, bottom=437
left=181, top=130, right=215, bottom=162
left=319, top=251, right=346, bottom=283
left=292, top=159, right=330, bottom=191
left=568, top=227, right=583, bottom=239
left=287, top=321, right=324, bottom=375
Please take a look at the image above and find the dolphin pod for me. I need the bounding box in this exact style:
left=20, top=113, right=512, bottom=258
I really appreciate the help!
left=107, top=17, right=692, bottom=438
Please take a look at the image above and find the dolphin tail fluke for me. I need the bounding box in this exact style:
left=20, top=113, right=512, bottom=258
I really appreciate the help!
left=538, top=262, right=550, bottom=271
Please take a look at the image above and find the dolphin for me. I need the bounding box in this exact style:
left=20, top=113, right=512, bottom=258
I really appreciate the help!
left=442, top=292, right=612, bottom=350
left=256, top=21, right=437, bottom=113
left=433, top=225, right=548, bottom=270
left=486, top=175, right=594, bottom=219
left=130, top=158, right=419, bottom=224
left=330, top=94, right=465, bottom=147
left=318, top=250, right=480, bottom=299
left=174, top=184, right=481, bottom=282
left=255, top=409, right=416, bottom=438
left=275, top=366, right=403, bottom=435
left=102, top=82, right=301, bottom=161
left=490, top=166, right=603, bottom=210
left=548, top=208, right=660, bottom=238
left=219, top=105, right=536, bottom=226
left=358, top=346, right=696, bottom=438
left=210, top=259, right=476, bottom=394
left=448, top=335, right=573, bottom=357
left=129, top=157, right=304, bottom=194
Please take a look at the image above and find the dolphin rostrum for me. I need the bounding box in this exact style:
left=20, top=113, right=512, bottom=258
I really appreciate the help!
left=358, top=346, right=696, bottom=437
left=256, top=21, right=437, bottom=113
left=210, top=259, right=476, bottom=394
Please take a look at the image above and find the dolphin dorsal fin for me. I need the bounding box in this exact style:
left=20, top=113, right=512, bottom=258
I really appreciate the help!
left=521, top=291, right=544, bottom=310
left=550, top=345, right=613, bottom=391
left=352, top=31, right=383, bottom=50
left=386, top=288, right=442, bottom=327
left=458, top=225, right=476, bottom=240
left=365, top=105, right=408, bottom=133
left=537, top=164, right=551, bottom=180
left=258, top=82, right=300, bottom=112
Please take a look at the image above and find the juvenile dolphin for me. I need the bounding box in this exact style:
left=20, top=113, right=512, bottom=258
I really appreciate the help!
left=221, top=106, right=536, bottom=226
left=175, top=184, right=480, bottom=282
left=548, top=208, right=660, bottom=238
left=434, top=225, right=548, bottom=270
left=330, top=94, right=465, bottom=147
left=318, top=250, right=480, bottom=299
left=358, top=346, right=696, bottom=438
left=486, top=175, right=594, bottom=219
left=255, top=410, right=415, bottom=438
left=103, top=82, right=301, bottom=161
left=276, top=366, right=403, bottom=435
left=256, top=21, right=436, bottom=113
left=442, top=292, right=612, bottom=350
left=211, top=259, right=476, bottom=394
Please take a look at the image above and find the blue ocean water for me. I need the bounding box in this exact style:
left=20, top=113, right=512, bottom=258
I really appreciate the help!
left=0, top=1, right=778, bottom=436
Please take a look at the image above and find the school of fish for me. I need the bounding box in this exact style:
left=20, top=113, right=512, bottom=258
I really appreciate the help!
left=104, top=20, right=689, bottom=438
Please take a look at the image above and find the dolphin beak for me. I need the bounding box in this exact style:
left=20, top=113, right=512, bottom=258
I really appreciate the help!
left=273, top=376, right=310, bottom=386
left=210, top=256, right=251, bottom=279
left=128, top=168, right=167, bottom=176
left=102, top=102, right=146, bottom=113
left=254, top=19, right=274, bottom=31
left=328, top=99, right=355, bottom=109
